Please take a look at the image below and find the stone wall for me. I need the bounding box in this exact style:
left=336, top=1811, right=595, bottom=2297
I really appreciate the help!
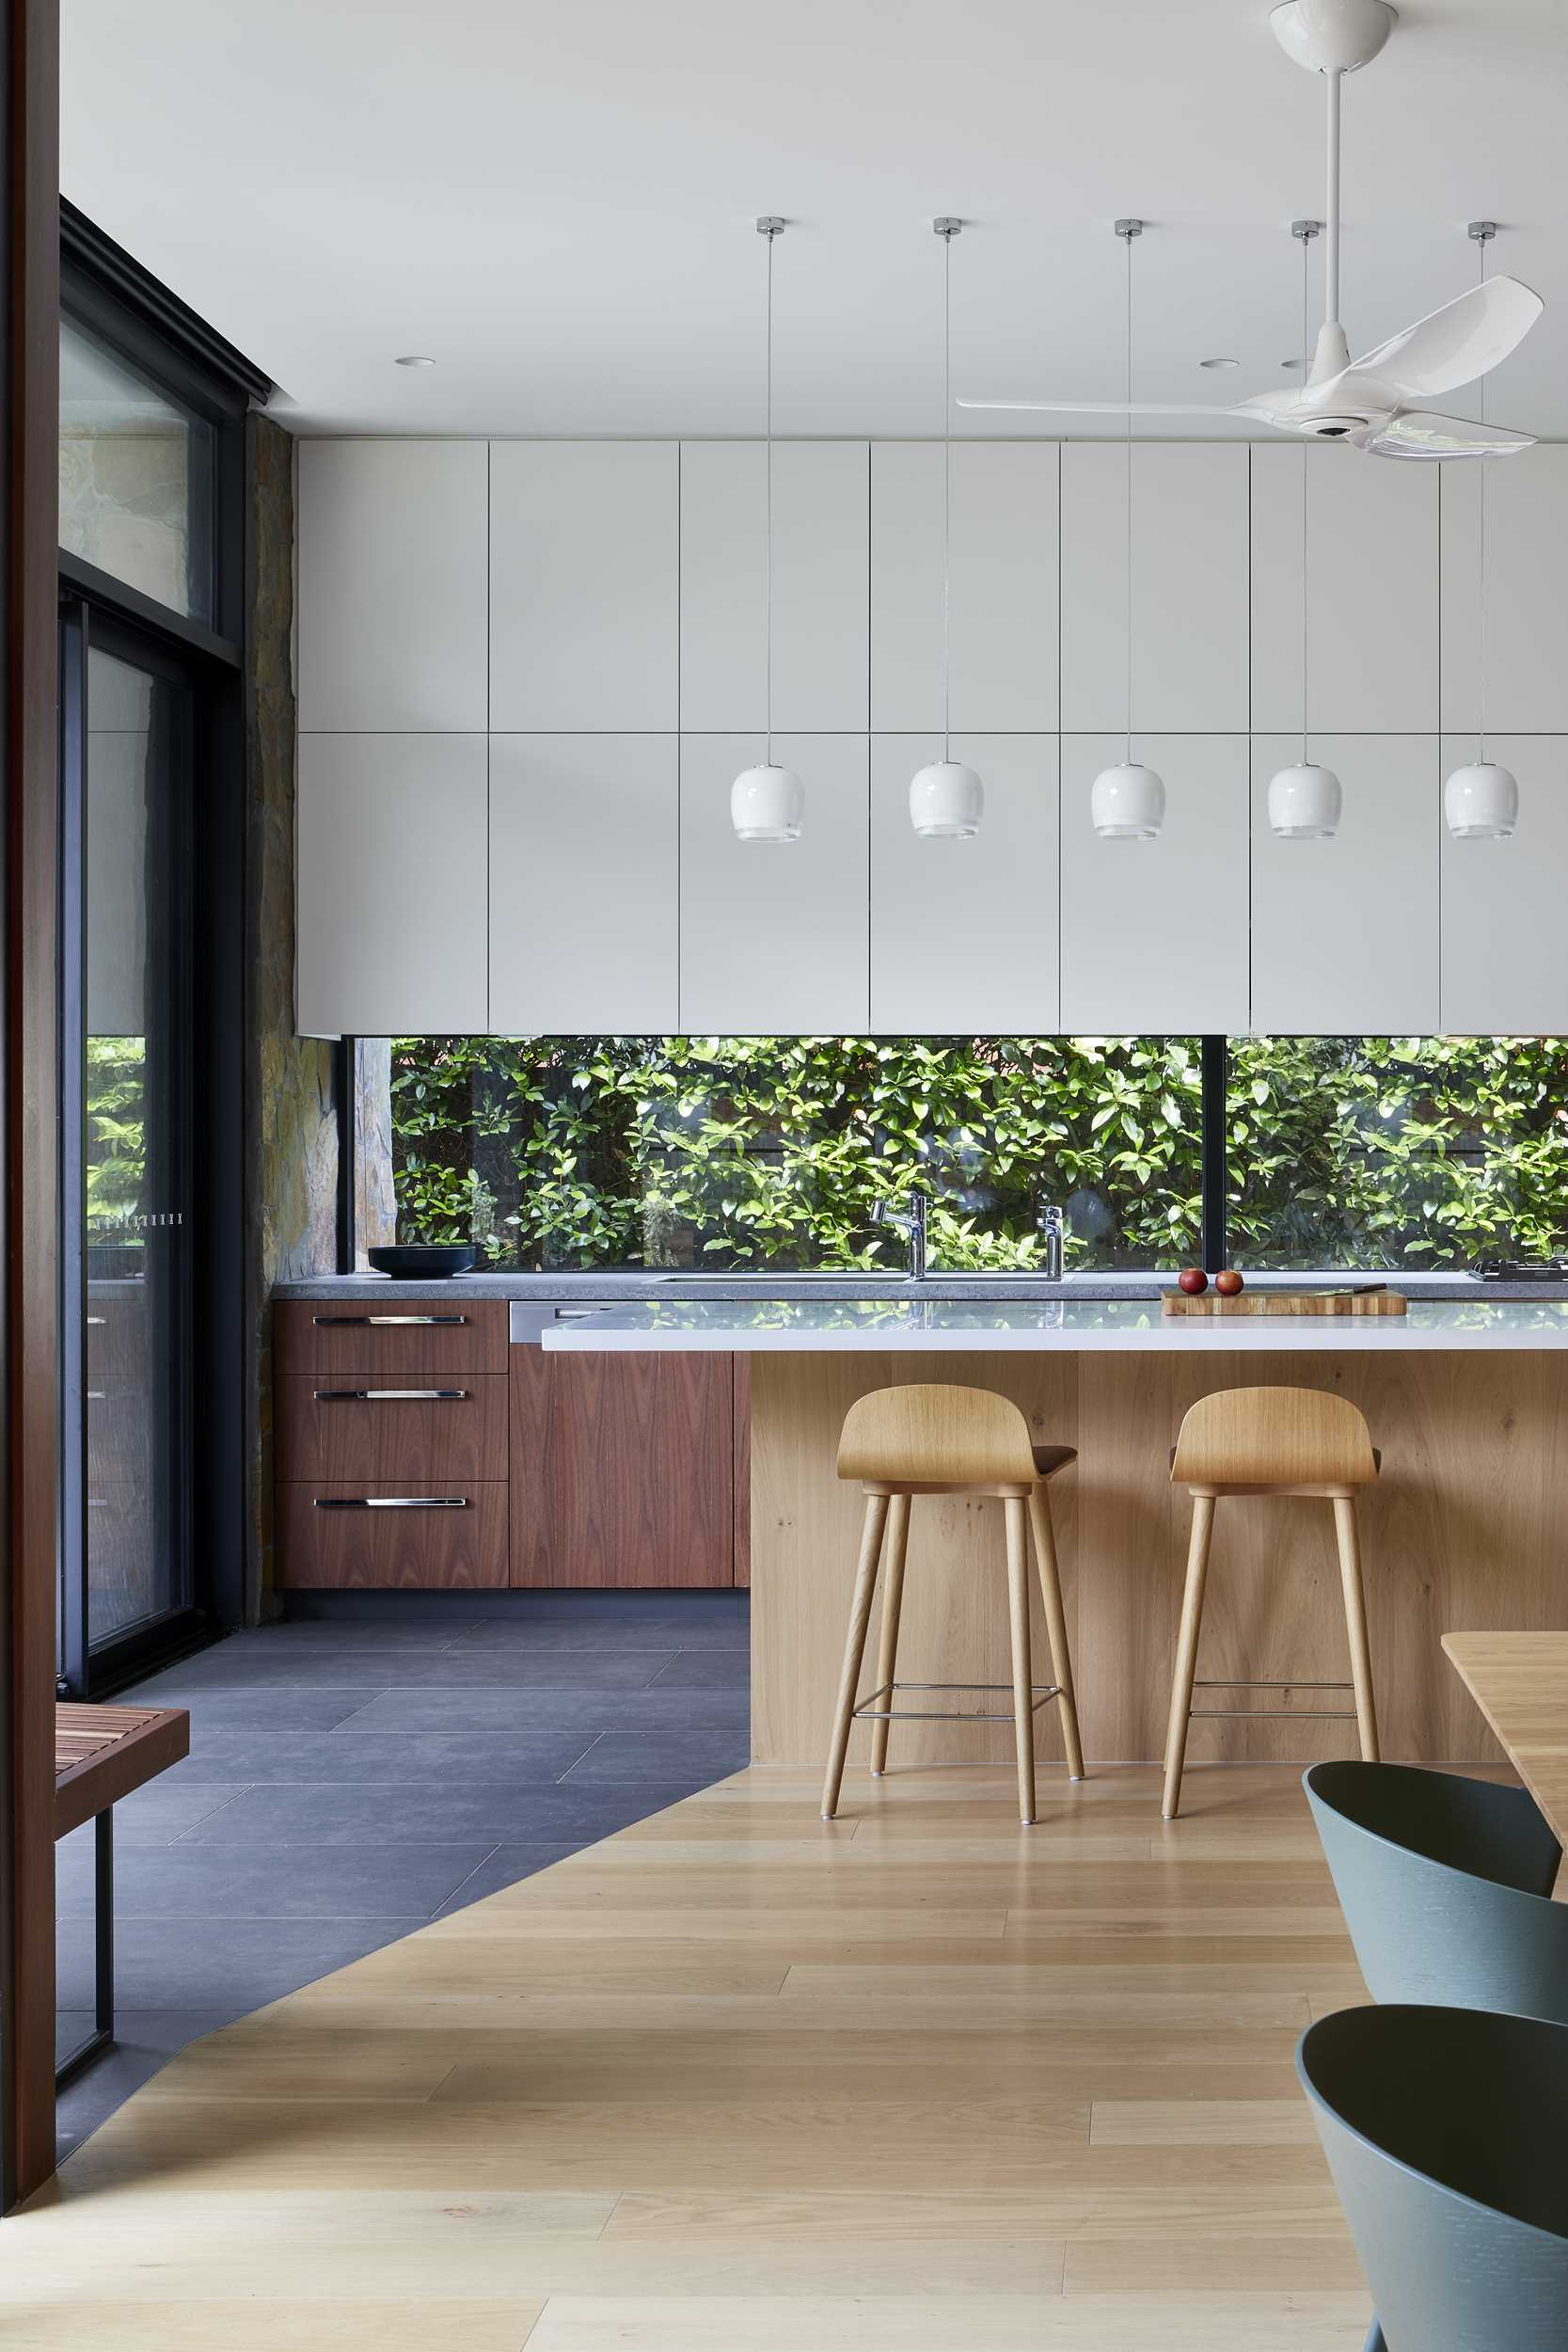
left=244, top=413, right=340, bottom=1615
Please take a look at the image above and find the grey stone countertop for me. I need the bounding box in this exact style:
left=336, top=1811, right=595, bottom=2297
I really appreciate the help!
left=272, top=1269, right=1568, bottom=1303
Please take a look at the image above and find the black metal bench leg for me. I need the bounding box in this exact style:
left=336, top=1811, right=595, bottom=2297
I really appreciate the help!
left=55, top=1808, right=115, bottom=2090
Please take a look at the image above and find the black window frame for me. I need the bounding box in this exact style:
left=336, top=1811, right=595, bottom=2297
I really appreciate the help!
left=55, top=205, right=268, bottom=1697
left=341, top=1033, right=1237, bottom=1278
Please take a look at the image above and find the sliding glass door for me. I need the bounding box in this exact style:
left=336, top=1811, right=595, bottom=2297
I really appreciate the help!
left=58, top=603, right=198, bottom=1692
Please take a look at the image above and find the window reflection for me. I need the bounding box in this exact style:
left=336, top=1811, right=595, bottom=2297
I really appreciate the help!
left=59, top=315, right=213, bottom=622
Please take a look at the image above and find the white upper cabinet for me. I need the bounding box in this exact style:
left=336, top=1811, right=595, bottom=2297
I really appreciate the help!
left=870, top=736, right=1059, bottom=1033
left=490, top=442, right=678, bottom=730
left=1251, top=446, right=1437, bottom=734
left=680, top=442, right=868, bottom=732
left=680, top=443, right=767, bottom=732
left=1059, top=736, right=1249, bottom=1034
left=1440, top=734, right=1568, bottom=1036
left=1249, top=736, right=1438, bottom=1036
left=296, top=735, right=488, bottom=1036
left=488, top=737, right=677, bottom=1033
left=1441, top=450, right=1568, bottom=734
left=1060, top=443, right=1248, bottom=734
left=296, top=441, right=488, bottom=732
left=678, top=736, right=868, bottom=1032
left=870, top=444, right=1059, bottom=733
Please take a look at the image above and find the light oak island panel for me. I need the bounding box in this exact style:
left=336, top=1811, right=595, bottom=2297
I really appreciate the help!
left=752, top=1348, right=1568, bottom=1767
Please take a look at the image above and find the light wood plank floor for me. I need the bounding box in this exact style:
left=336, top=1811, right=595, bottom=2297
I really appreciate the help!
left=5, top=1763, right=1378, bottom=2349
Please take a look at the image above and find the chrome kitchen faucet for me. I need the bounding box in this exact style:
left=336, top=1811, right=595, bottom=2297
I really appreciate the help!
left=873, top=1187, right=929, bottom=1282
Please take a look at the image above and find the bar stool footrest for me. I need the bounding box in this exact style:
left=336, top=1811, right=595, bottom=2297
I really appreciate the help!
left=1190, top=1675, right=1355, bottom=1721
left=854, top=1678, right=1063, bottom=1725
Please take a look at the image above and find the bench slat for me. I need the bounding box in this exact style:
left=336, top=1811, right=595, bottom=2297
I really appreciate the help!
left=55, top=1703, right=191, bottom=1840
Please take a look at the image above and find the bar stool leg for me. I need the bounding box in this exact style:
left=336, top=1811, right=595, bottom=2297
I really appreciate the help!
left=1163, top=1493, right=1216, bottom=1821
left=1004, top=1497, right=1037, bottom=1827
left=1027, top=1486, right=1085, bottom=1782
left=1332, top=1495, right=1381, bottom=1764
left=869, top=1493, right=911, bottom=1778
left=821, top=1492, right=890, bottom=1821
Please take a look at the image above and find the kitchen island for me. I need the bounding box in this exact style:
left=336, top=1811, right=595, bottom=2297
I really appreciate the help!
left=545, top=1297, right=1568, bottom=1772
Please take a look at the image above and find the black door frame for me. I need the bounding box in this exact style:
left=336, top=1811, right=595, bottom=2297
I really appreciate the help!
left=55, top=595, right=209, bottom=1696
left=55, top=215, right=264, bottom=1691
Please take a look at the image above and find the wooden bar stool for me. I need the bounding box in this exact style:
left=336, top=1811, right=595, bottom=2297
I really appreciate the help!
left=821, top=1383, right=1084, bottom=1827
left=1163, top=1384, right=1381, bottom=1820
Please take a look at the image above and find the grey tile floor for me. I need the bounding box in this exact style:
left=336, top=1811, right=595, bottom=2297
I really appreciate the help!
left=55, top=1590, right=750, bottom=2160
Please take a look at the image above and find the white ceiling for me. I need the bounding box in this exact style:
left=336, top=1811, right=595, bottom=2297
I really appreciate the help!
left=60, top=0, right=1568, bottom=439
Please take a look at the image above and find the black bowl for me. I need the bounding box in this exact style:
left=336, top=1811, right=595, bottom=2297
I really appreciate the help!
left=366, top=1245, right=477, bottom=1279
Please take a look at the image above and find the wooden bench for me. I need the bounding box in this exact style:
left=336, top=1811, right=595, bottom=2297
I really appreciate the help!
left=55, top=1703, right=190, bottom=2087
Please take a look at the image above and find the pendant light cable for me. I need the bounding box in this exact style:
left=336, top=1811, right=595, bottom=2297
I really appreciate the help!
left=942, top=220, right=953, bottom=761
left=1302, top=222, right=1311, bottom=766
left=1477, top=223, right=1489, bottom=766
left=764, top=218, right=777, bottom=767
left=1117, top=220, right=1138, bottom=766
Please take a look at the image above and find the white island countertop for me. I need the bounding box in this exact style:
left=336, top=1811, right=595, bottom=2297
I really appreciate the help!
left=538, top=1296, right=1568, bottom=1354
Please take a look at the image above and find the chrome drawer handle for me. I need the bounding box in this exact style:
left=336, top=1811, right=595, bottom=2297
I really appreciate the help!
left=312, top=1389, right=467, bottom=1402
left=313, top=1496, right=469, bottom=1510
left=311, top=1313, right=468, bottom=1327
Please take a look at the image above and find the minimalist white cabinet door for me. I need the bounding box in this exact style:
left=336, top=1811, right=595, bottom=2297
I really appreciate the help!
left=1249, top=736, right=1438, bottom=1035
left=1440, top=734, right=1568, bottom=1035
left=679, top=442, right=868, bottom=732
left=1251, top=445, right=1438, bottom=734
left=1059, top=736, right=1249, bottom=1033
left=770, top=443, right=868, bottom=731
left=678, top=736, right=868, bottom=1032
left=296, top=735, right=488, bottom=1036
left=870, top=444, right=1059, bottom=733
left=680, top=442, right=766, bottom=731
left=490, top=442, right=678, bottom=730
left=1060, top=443, right=1248, bottom=734
left=1441, top=451, right=1568, bottom=734
left=870, top=736, right=1059, bottom=1032
left=488, top=737, right=677, bottom=1033
left=296, top=440, right=488, bottom=732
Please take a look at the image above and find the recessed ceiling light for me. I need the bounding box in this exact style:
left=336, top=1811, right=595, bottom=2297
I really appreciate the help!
left=1281, top=357, right=1306, bottom=370
left=395, top=354, right=436, bottom=368
left=1200, top=356, right=1240, bottom=370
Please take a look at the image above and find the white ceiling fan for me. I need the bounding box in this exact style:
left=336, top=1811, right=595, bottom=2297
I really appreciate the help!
left=959, top=0, right=1544, bottom=460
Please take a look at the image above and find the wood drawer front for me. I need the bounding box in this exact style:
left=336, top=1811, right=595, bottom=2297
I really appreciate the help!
left=277, top=1375, right=509, bottom=1483
left=277, top=1481, right=509, bottom=1590
left=510, top=1349, right=734, bottom=1588
left=276, top=1299, right=508, bottom=1379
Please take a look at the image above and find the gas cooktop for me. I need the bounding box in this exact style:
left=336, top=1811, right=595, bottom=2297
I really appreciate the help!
left=1474, top=1260, right=1568, bottom=1282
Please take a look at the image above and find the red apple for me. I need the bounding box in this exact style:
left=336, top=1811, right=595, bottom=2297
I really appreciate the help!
left=1178, top=1267, right=1208, bottom=1295
left=1214, top=1268, right=1244, bottom=1296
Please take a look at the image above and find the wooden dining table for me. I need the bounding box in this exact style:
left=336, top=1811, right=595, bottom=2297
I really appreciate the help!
left=1443, top=1631, right=1568, bottom=1846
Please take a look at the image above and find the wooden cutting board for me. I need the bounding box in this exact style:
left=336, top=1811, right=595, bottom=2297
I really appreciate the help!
left=1163, top=1287, right=1407, bottom=1317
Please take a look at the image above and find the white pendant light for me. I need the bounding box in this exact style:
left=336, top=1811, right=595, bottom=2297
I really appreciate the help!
left=910, top=218, right=984, bottom=840
left=1444, top=222, right=1519, bottom=843
left=1092, top=220, right=1164, bottom=841
left=1269, top=219, right=1342, bottom=840
left=731, top=216, right=803, bottom=843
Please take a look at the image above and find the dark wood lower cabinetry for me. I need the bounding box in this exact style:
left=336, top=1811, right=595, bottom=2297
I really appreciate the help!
left=277, top=1375, right=509, bottom=1483
left=272, top=1302, right=747, bottom=1592
left=509, top=1346, right=736, bottom=1588
left=277, top=1481, right=510, bottom=1590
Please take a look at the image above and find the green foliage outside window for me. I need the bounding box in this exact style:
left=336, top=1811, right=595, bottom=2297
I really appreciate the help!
left=86, top=1035, right=147, bottom=1240
left=382, top=1034, right=1568, bottom=1272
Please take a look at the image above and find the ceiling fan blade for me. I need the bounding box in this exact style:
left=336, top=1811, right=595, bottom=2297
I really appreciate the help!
left=1338, top=276, right=1544, bottom=405
left=1361, top=410, right=1538, bottom=460
left=955, top=398, right=1249, bottom=417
